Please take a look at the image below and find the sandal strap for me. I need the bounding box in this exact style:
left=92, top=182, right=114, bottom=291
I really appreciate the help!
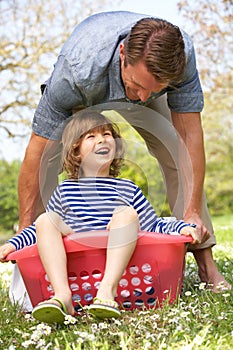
left=50, top=297, right=68, bottom=314
left=93, top=297, right=119, bottom=309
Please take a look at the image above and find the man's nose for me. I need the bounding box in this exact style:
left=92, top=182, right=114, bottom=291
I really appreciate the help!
left=137, top=89, right=151, bottom=102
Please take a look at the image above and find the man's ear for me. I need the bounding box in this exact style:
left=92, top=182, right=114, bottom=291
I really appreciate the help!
left=119, top=43, right=125, bottom=61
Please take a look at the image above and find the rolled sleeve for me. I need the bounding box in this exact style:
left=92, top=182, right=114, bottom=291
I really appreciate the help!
left=167, top=70, right=204, bottom=113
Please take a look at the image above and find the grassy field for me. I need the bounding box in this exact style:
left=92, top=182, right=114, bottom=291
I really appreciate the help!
left=0, top=215, right=232, bottom=349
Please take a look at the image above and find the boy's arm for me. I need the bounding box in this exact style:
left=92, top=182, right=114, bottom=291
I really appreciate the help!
left=180, top=225, right=201, bottom=245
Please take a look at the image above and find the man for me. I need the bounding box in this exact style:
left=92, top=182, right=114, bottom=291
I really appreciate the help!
left=18, top=11, right=230, bottom=292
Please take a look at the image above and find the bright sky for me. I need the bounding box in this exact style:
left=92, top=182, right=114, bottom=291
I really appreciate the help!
left=107, top=0, right=182, bottom=26
left=1, top=0, right=183, bottom=161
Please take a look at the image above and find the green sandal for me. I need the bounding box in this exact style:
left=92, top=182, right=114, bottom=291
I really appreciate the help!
left=32, top=297, right=68, bottom=324
left=88, top=297, right=121, bottom=319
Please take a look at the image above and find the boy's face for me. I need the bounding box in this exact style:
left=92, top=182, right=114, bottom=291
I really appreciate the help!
left=79, top=128, right=116, bottom=177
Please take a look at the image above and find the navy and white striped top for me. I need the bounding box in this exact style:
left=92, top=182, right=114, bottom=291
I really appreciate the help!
left=8, top=177, right=190, bottom=250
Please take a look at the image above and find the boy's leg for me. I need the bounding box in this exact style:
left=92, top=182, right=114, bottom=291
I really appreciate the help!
left=35, top=213, right=74, bottom=315
left=95, top=206, right=139, bottom=303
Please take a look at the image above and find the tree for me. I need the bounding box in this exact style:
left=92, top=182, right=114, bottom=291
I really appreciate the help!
left=0, top=0, right=116, bottom=139
left=203, top=77, right=233, bottom=215
left=178, top=0, right=232, bottom=89
left=0, top=0, right=119, bottom=231
left=0, top=160, right=21, bottom=232
left=178, top=0, right=233, bottom=215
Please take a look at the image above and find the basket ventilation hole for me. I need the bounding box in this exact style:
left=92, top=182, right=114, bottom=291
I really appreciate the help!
left=120, top=289, right=130, bottom=298
left=143, top=275, right=153, bottom=284
left=135, top=299, right=144, bottom=307
left=129, top=265, right=139, bottom=274
left=94, top=281, right=100, bottom=289
left=92, top=269, right=102, bottom=279
left=68, top=272, right=77, bottom=281
left=133, top=288, right=142, bottom=296
left=119, top=278, right=128, bottom=287
left=145, top=286, right=155, bottom=295
left=147, top=297, right=156, bottom=306
left=131, top=277, right=141, bottom=286
left=122, top=301, right=132, bottom=309
left=142, top=263, right=152, bottom=273
left=84, top=293, right=93, bottom=302
left=47, top=285, right=53, bottom=293
left=70, top=283, right=79, bottom=292
left=72, top=294, right=81, bottom=302
left=80, top=270, right=89, bottom=280
left=82, top=282, right=91, bottom=291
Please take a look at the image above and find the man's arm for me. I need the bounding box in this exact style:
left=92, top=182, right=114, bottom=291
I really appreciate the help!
left=171, top=111, right=210, bottom=242
left=18, top=132, right=48, bottom=231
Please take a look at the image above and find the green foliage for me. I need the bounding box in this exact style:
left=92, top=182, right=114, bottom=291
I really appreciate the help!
left=178, top=0, right=233, bottom=217
left=203, top=87, right=233, bottom=216
left=178, top=0, right=232, bottom=89
left=0, top=0, right=118, bottom=138
left=205, top=160, right=233, bottom=216
left=0, top=159, right=20, bottom=232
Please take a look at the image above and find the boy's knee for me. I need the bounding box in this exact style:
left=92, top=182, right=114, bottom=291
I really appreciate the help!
left=111, top=206, right=138, bottom=229
left=35, top=212, right=50, bottom=229
left=113, top=205, right=137, bottom=218
left=125, top=206, right=138, bottom=222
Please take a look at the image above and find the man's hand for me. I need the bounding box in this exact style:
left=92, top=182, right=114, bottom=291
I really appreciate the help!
left=184, top=212, right=211, bottom=244
left=0, top=243, right=16, bottom=262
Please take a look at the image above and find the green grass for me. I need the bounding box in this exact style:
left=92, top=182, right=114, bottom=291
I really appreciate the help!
left=0, top=215, right=232, bottom=349
left=0, top=231, right=14, bottom=245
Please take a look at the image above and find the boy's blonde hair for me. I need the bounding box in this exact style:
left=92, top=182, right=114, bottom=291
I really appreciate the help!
left=62, top=110, right=124, bottom=179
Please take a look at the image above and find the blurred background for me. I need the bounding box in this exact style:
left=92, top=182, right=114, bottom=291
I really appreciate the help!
left=0, top=0, right=232, bottom=234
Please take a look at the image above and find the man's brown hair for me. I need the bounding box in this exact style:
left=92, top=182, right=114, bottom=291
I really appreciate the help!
left=124, top=18, right=186, bottom=84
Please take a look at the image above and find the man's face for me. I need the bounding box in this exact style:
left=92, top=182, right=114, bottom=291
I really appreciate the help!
left=120, top=44, right=168, bottom=102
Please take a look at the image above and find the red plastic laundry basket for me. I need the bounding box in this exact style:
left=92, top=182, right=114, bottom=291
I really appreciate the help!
left=7, top=231, right=192, bottom=312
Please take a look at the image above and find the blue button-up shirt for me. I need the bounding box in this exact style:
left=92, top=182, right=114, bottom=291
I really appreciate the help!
left=33, top=11, right=204, bottom=139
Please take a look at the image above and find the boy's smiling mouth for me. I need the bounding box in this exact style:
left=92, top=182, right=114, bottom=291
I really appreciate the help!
left=95, top=147, right=110, bottom=155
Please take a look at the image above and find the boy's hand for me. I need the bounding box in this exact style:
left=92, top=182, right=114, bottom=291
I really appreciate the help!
left=180, top=225, right=202, bottom=244
left=0, top=243, right=16, bottom=262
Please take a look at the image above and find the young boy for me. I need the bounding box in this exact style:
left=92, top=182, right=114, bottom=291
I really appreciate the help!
left=0, top=110, right=199, bottom=323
